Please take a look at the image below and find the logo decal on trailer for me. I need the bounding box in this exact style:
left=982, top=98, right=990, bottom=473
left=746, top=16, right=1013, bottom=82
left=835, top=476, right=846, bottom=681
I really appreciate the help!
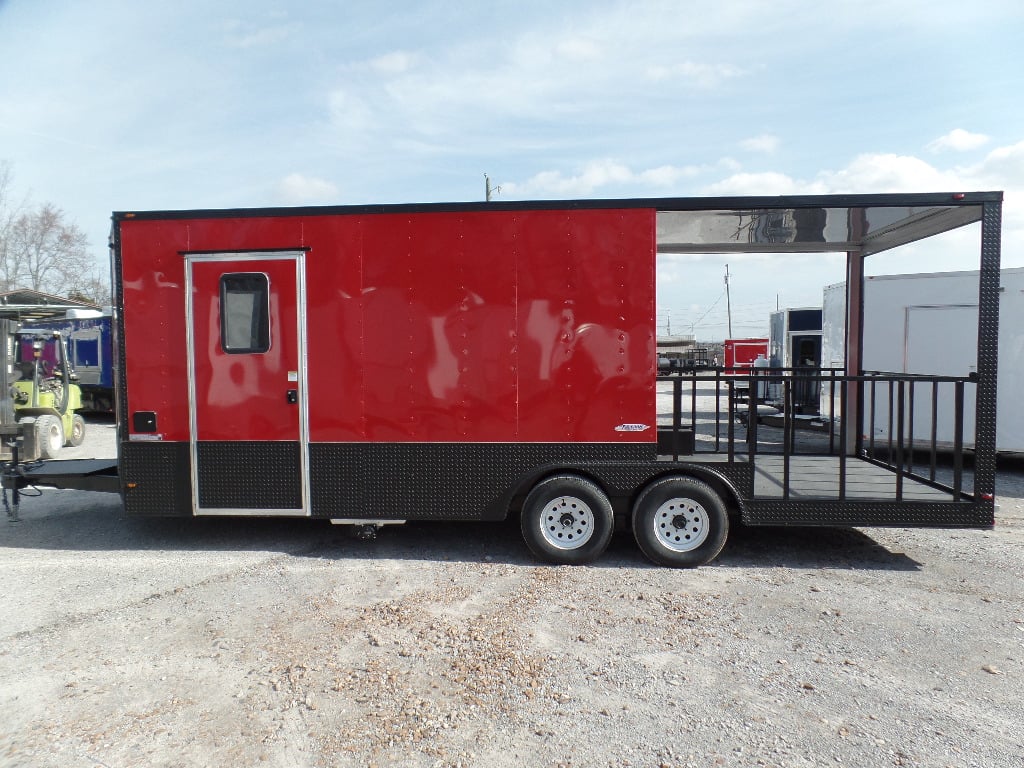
left=615, top=423, right=650, bottom=432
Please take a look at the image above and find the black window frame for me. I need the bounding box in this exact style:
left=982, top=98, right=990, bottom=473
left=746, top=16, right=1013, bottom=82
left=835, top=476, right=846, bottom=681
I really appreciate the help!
left=219, top=272, right=270, bottom=354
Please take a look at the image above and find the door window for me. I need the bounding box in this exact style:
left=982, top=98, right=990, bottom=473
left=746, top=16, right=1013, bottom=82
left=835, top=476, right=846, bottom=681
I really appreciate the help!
left=220, top=273, right=270, bottom=353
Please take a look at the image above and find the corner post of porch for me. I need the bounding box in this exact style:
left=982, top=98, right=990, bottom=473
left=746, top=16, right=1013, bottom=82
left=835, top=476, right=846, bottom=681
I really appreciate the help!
left=844, top=248, right=864, bottom=457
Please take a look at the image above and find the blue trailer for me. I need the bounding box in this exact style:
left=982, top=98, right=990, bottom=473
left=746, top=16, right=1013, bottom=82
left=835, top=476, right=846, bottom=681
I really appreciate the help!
left=32, top=312, right=113, bottom=413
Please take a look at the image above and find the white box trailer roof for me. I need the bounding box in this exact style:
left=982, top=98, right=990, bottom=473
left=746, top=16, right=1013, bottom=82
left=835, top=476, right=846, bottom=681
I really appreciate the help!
left=822, top=267, right=1024, bottom=453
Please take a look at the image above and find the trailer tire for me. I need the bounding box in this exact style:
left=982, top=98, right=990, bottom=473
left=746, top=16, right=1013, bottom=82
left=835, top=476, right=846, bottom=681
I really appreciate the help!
left=68, top=414, right=86, bottom=447
left=520, top=475, right=614, bottom=565
left=632, top=476, right=729, bottom=568
left=36, top=415, right=64, bottom=459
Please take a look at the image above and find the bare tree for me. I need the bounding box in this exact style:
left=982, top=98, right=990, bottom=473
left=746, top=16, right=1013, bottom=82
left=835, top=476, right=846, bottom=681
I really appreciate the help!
left=0, top=163, right=102, bottom=300
left=68, top=273, right=112, bottom=306
left=5, top=202, right=93, bottom=296
left=0, top=161, right=30, bottom=292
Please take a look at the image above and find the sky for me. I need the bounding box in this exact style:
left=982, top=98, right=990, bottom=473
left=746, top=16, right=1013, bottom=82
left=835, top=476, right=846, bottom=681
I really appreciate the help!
left=1, top=0, right=1022, bottom=339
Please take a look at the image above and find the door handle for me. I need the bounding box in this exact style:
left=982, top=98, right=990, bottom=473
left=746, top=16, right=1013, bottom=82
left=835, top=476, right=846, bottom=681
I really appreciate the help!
left=286, top=389, right=298, bottom=404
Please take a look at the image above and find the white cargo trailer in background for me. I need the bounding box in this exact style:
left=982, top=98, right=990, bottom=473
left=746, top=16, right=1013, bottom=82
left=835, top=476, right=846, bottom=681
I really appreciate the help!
left=821, top=268, right=1024, bottom=453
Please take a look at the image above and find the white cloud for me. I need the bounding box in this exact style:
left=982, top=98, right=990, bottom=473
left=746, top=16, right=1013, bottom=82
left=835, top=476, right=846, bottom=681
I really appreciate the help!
left=504, top=143, right=1024, bottom=274
left=740, top=134, right=780, bottom=154
left=327, top=88, right=375, bottom=137
left=963, top=140, right=1024, bottom=188
left=505, top=141, right=1024, bottom=211
left=958, top=140, right=1024, bottom=253
left=705, top=153, right=965, bottom=196
left=927, top=129, right=990, bottom=153
left=642, top=164, right=700, bottom=186
left=555, top=37, right=601, bottom=61
left=369, top=51, right=417, bottom=74
left=645, top=61, right=746, bottom=88
left=502, top=160, right=701, bottom=198
left=703, top=171, right=815, bottom=196
left=276, top=173, right=338, bottom=205
left=320, top=7, right=757, bottom=152
left=815, top=153, right=960, bottom=193
left=222, top=18, right=295, bottom=49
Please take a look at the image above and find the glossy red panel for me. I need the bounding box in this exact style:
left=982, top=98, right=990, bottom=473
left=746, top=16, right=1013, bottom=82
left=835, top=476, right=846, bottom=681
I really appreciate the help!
left=307, top=213, right=520, bottom=441
left=120, top=220, right=192, bottom=441
left=119, top=207, right=656, bottom=444
left=514, top=209, right=655, bottom=441
left=190, top=258, right=300, bottom=441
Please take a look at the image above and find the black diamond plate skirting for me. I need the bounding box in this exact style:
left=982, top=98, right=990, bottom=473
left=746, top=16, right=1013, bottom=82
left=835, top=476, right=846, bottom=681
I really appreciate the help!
left=118, top=440, right=990, bottom=528
left=121, top=441, right=192, bottom=517
left=307, top=442, right=661, bottom=520
left=119, top=440, right=730, bottom=520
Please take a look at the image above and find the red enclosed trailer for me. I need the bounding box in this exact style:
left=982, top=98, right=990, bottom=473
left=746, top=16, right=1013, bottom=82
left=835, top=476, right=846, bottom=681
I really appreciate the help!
left=115, top=205, right=675, bottom=563
left=723, top=338, right=769, bottom=372
left=7, top=193, right=999, bottom=569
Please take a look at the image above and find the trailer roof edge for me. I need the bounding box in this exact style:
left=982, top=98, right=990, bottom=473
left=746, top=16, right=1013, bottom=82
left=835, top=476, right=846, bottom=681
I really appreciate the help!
left=112, top=191, right=1003, bottom=223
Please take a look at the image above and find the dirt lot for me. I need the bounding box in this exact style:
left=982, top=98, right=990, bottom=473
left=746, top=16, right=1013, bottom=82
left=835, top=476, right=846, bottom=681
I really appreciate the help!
left=1, top=418, right=1022, bottom=767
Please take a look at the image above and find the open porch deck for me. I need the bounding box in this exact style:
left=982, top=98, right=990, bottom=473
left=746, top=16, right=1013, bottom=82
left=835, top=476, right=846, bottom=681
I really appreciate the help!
left=656, top=371, right=977, bottom=507
left=751, top=455, right=957, bottom=501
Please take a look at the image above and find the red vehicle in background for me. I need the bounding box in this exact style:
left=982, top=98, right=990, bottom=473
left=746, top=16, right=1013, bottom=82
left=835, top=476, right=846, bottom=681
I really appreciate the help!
left=723, top=338, right=768, bottom=372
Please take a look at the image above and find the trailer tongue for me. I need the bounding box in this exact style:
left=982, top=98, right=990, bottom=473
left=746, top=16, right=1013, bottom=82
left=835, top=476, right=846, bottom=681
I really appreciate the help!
left=2, top=192, right=1003, bottom=567
left=2, top=456, right=118, bottom=522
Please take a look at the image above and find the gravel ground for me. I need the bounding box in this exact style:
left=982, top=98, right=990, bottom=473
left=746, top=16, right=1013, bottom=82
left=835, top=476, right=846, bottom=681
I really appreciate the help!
left=1, top=416, right=1022, bottom=767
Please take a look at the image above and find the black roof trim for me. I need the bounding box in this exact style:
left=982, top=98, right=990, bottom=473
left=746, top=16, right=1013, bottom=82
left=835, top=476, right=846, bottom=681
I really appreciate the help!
left=112, top=191, right=1003, bottom=223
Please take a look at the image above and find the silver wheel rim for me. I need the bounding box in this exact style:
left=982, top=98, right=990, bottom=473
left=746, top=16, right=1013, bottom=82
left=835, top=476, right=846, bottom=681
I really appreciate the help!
left=539, top=495, right=595, bottom=550
left=652, top=497, right=710, bottom=552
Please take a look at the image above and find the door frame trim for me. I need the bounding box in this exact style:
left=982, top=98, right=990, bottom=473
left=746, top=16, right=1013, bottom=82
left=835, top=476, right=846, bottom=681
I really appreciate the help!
left=184, top=251, right=310, bottom=516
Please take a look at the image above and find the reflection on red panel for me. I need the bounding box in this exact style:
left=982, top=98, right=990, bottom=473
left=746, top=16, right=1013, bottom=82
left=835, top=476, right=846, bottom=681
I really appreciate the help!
left=119, top=207, right=655, bottom=444
left=120, top=220, right=192, bottom=442
left=190, top=259, right=300, bottom=441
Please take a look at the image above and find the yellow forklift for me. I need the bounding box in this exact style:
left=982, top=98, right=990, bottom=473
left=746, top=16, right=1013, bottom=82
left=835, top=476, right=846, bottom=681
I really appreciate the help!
left=8, top=329, right=85, bottom=459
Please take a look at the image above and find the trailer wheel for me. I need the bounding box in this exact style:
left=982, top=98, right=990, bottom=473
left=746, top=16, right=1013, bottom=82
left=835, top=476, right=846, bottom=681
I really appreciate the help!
left=68, top=414, right=86, bottom=447
left=520, top=475, right=614, bottom=565
left=632, top=477, right=729, bottom=568
left=36, top=415, right=65, bottom=459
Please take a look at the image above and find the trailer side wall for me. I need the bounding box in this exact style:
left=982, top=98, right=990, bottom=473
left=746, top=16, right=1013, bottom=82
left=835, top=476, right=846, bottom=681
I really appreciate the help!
left=117, top=208, right=657, bottom=518
left=120, top=209, right=656, bottom=446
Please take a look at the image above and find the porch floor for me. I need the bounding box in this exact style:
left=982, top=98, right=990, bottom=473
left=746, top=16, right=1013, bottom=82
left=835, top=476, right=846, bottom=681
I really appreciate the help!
left=752, top=455, right=955, bottom=501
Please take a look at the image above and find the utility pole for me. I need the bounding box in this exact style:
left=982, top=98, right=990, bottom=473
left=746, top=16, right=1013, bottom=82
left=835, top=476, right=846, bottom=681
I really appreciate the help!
left=724, top=264, right=733, bottom=338
left=485, top=174, right=501, bottom=202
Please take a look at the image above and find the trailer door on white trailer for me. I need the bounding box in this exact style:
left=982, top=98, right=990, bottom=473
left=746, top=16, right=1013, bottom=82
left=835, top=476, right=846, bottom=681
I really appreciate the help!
left=904, top=304, right=978, bottom=449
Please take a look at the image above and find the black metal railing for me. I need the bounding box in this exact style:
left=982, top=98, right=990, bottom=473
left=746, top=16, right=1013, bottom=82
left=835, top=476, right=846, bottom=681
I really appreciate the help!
left=859, top=371, right=974, bottom=500
left=656, top=367, right=975, bottom=501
